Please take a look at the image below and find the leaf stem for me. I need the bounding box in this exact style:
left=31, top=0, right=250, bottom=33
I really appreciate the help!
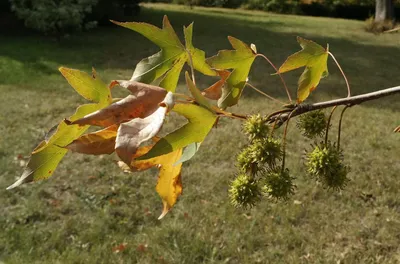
left=281, top=110, right=295, bottom=172
left=337, top=105, right=350, bottom=150
left=245, top=82, right=286, bottom=105
left=256, top=53, right=292, bottom=102
left=325, top=106, right=337, bottom=145
left=186, top=49, right=196, bottom=85
left=328, top=52, right=351, bottom=97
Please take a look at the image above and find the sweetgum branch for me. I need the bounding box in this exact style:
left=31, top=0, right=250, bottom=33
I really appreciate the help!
left=267, top=86, right=400, bottom=124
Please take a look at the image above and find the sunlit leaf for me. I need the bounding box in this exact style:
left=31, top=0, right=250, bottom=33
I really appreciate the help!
left=137, top=103, right=217, bottom=160
left=59, top=67, right=112, bottom=104
left=202, top=70, right=231, bottom=100
left=112, top=16, right=214, bottom=93
left=185, top=71, right=213, bottom=112
left=121, top=143, right=183, bottom=219
left=394, top=126, right=400, bottom=133
left=207, top=36, right=256, bottom=108
left=184, top=23, right=216, bottom=76
left=278, top=37, right=329, bottom=103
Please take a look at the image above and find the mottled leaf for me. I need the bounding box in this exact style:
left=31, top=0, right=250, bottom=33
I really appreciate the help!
left=207, top=36, right=256, bottom=108
left=70, top=81, right=167, bottom=127
left=278, top=37, right=329, bottom=103
left=115, top=92, right=174, bottom=164
left=65, top=125, right=118, bottom=155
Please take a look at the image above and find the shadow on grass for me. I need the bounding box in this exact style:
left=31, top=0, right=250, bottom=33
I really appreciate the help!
left=1, top=6, right=399, bottom=108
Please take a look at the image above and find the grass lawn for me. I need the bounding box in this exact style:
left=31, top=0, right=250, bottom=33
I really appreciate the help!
left=1, top=3, right=400, bottom=263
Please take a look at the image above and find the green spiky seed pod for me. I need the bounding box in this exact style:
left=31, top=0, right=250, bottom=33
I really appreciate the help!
left=229, top=174, right=261, bottom=208
left=243, top=114, right=269, bottom=141
left=237, top=137, right=282, bottom=175
left=237, top=147, right=257, bottom=174
left=248, top=137, right=282, bottom=169
left=297, top=110, right=327, bottom=139
left=306, top=142, right=350, bottom=190
left=262, top=168, right=295, bottom=200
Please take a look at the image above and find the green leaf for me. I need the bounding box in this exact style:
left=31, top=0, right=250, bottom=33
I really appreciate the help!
left=112, top=16, right=214, bottom=93
left=184, top=71, right=214, bottom=112
left=59, top=67, right=111, bottom=104
left=278, top=37, right=329, bottom=103
left=112, top=16, right=184, bottom=90
left=137, top=103, right=217, bottom=160
left=7, top=70, right=111, bottom=189
left=174, top=142, right=201, bottom=165
left=207, top=36, right=257, bottom=109
left=184, top=23, right=216, bottom=76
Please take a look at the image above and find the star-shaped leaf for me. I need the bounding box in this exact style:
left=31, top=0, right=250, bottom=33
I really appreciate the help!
left=137, top=103, right=217, bottom=160
left=7, top=68, right=112, bottom=189
left=120, top=143, right=183, bottom=220
left=278, top=37, right=329, bottom=103
left=207, top=36, right=257, bottom=109
left=112, top=16, right=215, bottom=93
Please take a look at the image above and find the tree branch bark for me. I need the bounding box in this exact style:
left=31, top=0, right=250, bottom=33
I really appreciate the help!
left=267, top=86, right=400, bottom=124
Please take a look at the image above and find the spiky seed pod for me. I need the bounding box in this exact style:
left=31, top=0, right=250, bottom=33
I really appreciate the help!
left=243, top=114, right=269, bottom=141
left=236, top=147, right=258, bottom=175
left=262, top=168, right=295, bottom=200
left=248, top=137, right=282, bottom=169
left=306, top=142, right=350, bottom=190
left=237, top=137, right=282, bottom=175
left=229, top=174, right=261, bottom=208
left=297, top=110, right=327, bottom=139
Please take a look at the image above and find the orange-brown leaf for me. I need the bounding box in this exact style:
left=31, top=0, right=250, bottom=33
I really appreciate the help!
left=65, top=125, right=118, bottom=155
left=202, top=70, right=231, bottom=100
left=71, top=81, right=167, bottom=127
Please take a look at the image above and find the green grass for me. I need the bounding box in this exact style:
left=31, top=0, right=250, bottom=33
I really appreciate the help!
left=1, top=3, right=400, bottom=263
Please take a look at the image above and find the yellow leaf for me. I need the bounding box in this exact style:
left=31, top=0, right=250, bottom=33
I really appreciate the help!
left=128, top=144, right=183, bottom=219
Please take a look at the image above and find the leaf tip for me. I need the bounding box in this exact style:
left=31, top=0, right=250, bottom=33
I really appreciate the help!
left=158, top=202, right=170, bottom=220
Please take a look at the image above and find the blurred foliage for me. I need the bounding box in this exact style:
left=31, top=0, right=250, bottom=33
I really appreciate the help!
left=6, top=0, right=141, bottom=35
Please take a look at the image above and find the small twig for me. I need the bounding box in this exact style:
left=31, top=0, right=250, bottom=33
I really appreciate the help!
left=267, top=86, right=400, bottom=124
left=269, top=113, right=282, bottom=137
left=325, top=106, right=338, bottom=145
left=328, top=52, right=351, bottom=97
left=245, top=82, right=286, bottom=105
left=257, top=53, right=292, bottom=102
left=337, top=105, right=350, bottom=150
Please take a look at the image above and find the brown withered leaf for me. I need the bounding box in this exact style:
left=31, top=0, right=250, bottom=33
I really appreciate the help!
left=115, top=92, right=174, bottom=164
left=65, top=125, right=118, bottom=155
left=202, top=70, right=231, bottom=100
left=70, top=81, right=167, bottom=127
left=394, top=126, right=400, bottom=133
left=121, top=143, right=183, bottom=220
